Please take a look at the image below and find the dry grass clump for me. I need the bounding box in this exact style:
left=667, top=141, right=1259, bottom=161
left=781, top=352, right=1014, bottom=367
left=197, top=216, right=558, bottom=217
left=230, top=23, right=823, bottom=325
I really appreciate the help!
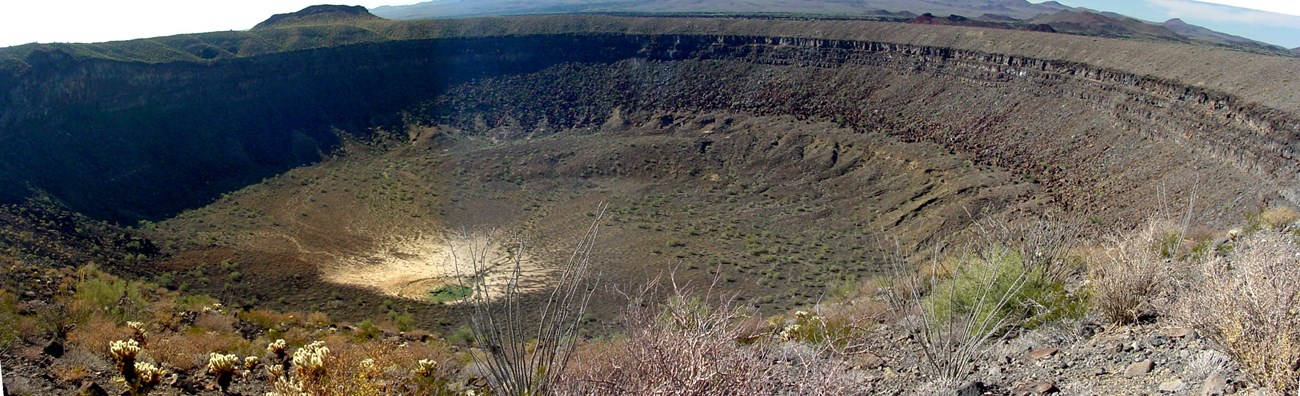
left=327, top=337, right=457, bottom=395
left=68, top=316, right=131, bottom=355
left=266, top=336, right=459, bottom=395
left=561, top=278, right=865, bottom=395
left=1256, top=207, right=1298, bottom=231
left=1180, top=230, right=1300, bottom=393
left=150, top=330, right=252, bottom=372
left=1085, top=219, right=1178, bottom=324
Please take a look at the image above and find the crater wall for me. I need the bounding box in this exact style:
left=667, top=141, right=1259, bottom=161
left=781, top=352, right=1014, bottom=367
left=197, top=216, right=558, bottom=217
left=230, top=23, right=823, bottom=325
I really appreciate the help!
left=1, top=16, right=1296, bottom=223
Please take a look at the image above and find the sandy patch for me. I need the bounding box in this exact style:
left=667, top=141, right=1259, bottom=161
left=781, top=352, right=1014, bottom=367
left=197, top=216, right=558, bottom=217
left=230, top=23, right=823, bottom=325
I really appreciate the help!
left=321, top=232, right=553, bottom=302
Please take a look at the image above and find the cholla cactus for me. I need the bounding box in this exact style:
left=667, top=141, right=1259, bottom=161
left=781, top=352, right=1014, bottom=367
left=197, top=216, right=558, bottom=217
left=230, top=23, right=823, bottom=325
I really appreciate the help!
left=201, top=302, right=225, bottom=315
left=778, top=323, right=802, bottom=341
left=243, top=356, right=260, bottom=370
left=110, top=339, right=142, bottom=384
left=207, top=353, right=239, bottom=393
left=126, top=321, right=148, bottom=343
left=292, top=341, right=330, bottom=378
left=415, top=359, right=438, bottom=377
left=133, top=362, right=166, bottom=389
left=267, top=339, right=288, bottom=358
left=266, top=376, right=308, bottom=396
left=109, top=339, right=163, bottom=395
left=114, top=361, right=166, bottom=395
left=266, top=364, right=286, bottom=380
left=110, top=339, right=141, bottom=362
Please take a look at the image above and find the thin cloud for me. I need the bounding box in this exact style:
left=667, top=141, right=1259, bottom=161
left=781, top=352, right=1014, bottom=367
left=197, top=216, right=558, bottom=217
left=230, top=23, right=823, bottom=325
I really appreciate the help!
left=1194, top=0, right=1300, bottom=17
left=1147, top=0, right=1300, bottom=27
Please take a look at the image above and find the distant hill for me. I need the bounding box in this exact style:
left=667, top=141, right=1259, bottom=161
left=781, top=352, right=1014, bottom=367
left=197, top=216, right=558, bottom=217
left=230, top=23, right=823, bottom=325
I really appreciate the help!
left=253, top=5, right=382, bottom=30
left=1161, top=18, right=1288, bottom=52
left=1029, top=10, right=1184, bottom=42
left=908, top=12, right=1054, bottom=32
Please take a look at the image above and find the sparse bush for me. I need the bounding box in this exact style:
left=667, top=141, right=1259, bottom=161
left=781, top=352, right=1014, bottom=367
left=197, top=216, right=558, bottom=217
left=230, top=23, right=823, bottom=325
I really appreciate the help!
left=1087, top=219, right=1176, bottom=324
left=72, top=267, right=147, bottom=323
left=0, top=290, right=20, bottom=350
left=1245, top=206, right=1299, bottom=233
left=70, top=317, right=131, bottom=356
left=1180, top=230, right=1300, bottom=393
left=150, top=331, right=251, bottom=372
left=266, top=336, right=457, bottom=395
left=562, top=277, right=865, bottom=395
left=771, top=310, right=858, bottom=348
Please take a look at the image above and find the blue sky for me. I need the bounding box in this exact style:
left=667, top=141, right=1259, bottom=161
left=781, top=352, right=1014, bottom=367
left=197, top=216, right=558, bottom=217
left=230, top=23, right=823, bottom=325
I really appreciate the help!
left=1032, top=0, right=1300, bottom=48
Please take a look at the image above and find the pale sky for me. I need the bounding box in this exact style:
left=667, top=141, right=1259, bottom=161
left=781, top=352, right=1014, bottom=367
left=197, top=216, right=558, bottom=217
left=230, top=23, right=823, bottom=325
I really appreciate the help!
left=1033, top=0, right=1300, bottom=48
left=0, top=1, right=417, bottom=48
left=1, top=1, right=1297, bottom=49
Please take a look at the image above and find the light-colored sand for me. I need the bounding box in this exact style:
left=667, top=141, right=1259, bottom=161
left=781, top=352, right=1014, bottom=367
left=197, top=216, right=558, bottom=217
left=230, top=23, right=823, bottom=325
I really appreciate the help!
left=320, top=231, right=553, bottom=302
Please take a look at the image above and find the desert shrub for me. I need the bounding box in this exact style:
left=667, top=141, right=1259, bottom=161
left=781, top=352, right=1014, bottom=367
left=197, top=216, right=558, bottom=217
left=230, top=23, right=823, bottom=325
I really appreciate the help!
left=770, top=309, right=860, bottom=349
left=68, top=316, right=131, bottom=356
left=1180, top=230, right=1300, bottom=393
left=1086, top=220, right=1175, bottom=324
left=176, top=294, right=220, bottom=311
left=923, top=247, right=1075, bottom=334
left=1245, top=206, right=1299, bottom=233
left=0, top=290, right=19, bottom=350
left=193, top=311, right=235, bottom=333
left=889, top=227, right=1085, bottom=386
left=238, top=308, right=296, bottom=330
left=267, top=336, right=460, bottom=395
left=71, top=268, right=148, bottom=323
left=354, top=320, right=382, bottom=340
left=150, top=331, right=252, bottom=372
left=428, top=284, right=472, bottom=303
left=561, top=280, right=865, bottom=395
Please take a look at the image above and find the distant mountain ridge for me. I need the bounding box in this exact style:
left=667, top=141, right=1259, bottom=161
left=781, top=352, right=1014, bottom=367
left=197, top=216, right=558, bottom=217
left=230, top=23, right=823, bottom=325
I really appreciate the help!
left=371, top=0, right=1290, bottom=54
left=371, top=0, right=1071, bottom=20
left=1161, top=17, right=1286, bottom=53
left=1029, top=9, right=1185, bottom=42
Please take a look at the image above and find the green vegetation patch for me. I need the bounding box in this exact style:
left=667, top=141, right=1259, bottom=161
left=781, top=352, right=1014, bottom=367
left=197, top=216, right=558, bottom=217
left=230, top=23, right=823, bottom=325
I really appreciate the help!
left=428, top=284, right=473, bottom=303
left=924, top=247, right=1084, bottom=335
